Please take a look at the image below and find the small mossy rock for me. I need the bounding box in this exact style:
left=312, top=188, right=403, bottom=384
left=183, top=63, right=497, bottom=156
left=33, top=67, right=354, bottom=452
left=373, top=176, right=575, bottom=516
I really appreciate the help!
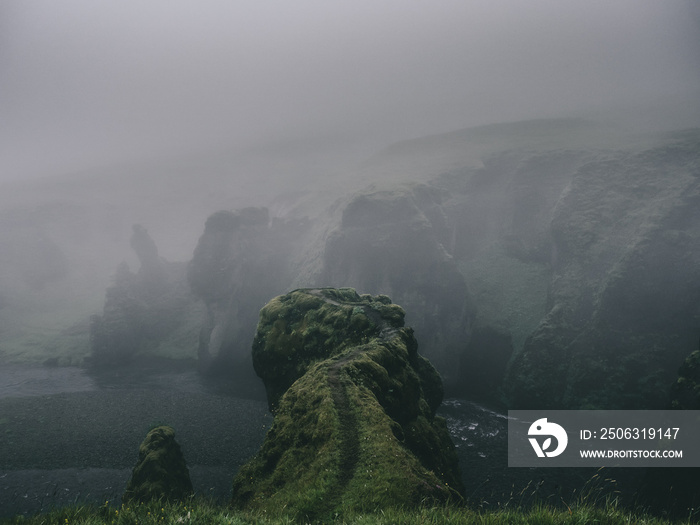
left=122, top=425, right=193, bottom=504
left=233, top=288, right=463, bottom=520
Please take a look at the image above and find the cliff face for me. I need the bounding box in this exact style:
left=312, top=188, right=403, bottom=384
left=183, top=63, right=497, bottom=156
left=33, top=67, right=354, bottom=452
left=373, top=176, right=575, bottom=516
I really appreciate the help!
left=89, top=225, right=202, bottom=367
left=320, top=186, right=473, bottom=381
left=501, top=132, right=700, bottom=408
left=184, top=187, right=472, bottom=390
left=187, top=208, right=310, bottom=375
left=86, top=121, right=700, bottom=410
left=231, top=288, right=462, bottom=520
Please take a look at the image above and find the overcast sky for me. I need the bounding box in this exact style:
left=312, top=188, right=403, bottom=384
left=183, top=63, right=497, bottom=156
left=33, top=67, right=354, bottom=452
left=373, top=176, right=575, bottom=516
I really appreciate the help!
left=2, top=0, right=699, bottom=181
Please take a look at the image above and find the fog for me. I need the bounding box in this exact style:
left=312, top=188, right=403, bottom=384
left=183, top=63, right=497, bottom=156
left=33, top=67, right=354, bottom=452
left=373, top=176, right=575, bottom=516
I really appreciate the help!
left=1, top=0, right=699, bottom=383
left=3, top=1, right=700, bottom=518
left=2, top=0, right=699, bottom=181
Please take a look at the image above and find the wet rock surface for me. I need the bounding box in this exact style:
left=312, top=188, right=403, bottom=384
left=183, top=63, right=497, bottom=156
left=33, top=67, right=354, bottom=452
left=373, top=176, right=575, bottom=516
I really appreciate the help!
left=89, top=225, right=203, bottom=367
left=187, top=208, right=310, bottom=376
left=502, top=132, right=700, bottom=409
left=123, top=425, right=193, bottom=504
left=232, top=288, right=463, bottom=520
left=321, top=186, right=473, bottom=382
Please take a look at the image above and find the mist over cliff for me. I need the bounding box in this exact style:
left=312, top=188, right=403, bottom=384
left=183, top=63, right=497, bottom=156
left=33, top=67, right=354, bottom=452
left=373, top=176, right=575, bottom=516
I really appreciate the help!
left=2, top=2, right=700, bottom=518
left=2, top=115, right=698, bottom=411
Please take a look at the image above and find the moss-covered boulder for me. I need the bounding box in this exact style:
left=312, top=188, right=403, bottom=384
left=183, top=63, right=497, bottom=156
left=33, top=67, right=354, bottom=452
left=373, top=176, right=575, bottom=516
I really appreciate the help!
left=123, top=425, right=193, bottom=504
left=231, top=288, right=463, bottom=520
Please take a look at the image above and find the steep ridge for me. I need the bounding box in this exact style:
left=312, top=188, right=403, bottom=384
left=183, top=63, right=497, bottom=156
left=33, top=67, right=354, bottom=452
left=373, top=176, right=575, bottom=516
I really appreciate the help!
left=79, top=121, right=700, bottom=410
left=230, top=288, right=462, bottom=520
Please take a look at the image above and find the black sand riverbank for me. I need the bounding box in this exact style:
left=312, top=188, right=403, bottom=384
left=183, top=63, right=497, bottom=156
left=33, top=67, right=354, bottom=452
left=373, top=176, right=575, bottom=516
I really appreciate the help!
left=0, top=388, right=271, bottom=517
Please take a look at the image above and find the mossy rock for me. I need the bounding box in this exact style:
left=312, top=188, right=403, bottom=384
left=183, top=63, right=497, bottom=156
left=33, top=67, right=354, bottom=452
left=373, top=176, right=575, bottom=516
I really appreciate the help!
left=123, top=425, right=193, bottom=504
left=233, top=288, right=463, bottom=521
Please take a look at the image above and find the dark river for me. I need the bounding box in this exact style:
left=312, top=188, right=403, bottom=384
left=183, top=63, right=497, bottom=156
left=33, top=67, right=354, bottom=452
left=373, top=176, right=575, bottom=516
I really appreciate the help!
left=0, top=364, right=640, bottom=519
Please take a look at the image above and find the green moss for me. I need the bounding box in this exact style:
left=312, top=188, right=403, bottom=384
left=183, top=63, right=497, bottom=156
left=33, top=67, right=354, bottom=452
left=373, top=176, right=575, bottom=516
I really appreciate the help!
left=337, top=380, right=459, bottom=514
left=123, top=425, right=193, bottom=504
left=233, top=288, right=462, bottom=520
left=320, top=287, right=362, bottom=303
left=253, top=290, right=386, bottom=410
left=231, top=362, right=341, bottom=520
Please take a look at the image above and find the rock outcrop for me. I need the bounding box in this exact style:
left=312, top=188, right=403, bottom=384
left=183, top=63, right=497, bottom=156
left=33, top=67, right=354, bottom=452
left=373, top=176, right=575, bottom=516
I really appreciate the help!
left=501, top=132, right=700, bottom=409
left=123, top=425, right=193, bottom=504
left=86, top=121, right=700, bottom=410
left=459, top=325, right=513, bottom=402
left=231, top=288, right=463, bottom=520
left=187, top=208, right=310, bottom=376
left=320, top=186, right=473, bottom=382
left=89, top=225, right=202, bottom=367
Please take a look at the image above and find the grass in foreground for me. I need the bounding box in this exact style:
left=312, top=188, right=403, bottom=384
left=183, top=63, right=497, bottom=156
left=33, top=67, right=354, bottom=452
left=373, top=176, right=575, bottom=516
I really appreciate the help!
left=0, top=498, right=693, bottom=525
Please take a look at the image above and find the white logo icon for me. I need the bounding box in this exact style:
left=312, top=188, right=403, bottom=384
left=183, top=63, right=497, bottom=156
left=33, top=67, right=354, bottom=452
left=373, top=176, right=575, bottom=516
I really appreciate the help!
left=528, top=418, right=568, bottom=457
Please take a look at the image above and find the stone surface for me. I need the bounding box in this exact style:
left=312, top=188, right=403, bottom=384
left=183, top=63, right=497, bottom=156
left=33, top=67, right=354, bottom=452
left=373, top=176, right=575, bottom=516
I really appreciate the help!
left=89, top=225, right=202, bottom=367
left=320, top=185, right=473, bottom=382
left=85, top=122, right=700, bottom=410
left=501, top=132, right=700, bottom=409
left=123, top=425, right=193, bottom=504
left=187, top=208, right=310, bottom=376
left=231, top=288, right=463, bottom=520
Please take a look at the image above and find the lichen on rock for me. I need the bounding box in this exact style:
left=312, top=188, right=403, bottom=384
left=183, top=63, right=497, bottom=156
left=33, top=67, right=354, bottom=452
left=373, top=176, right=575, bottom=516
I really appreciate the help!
left=232, top=288, right=463, bottom=520
left=123, top=425, right=193, bottom=504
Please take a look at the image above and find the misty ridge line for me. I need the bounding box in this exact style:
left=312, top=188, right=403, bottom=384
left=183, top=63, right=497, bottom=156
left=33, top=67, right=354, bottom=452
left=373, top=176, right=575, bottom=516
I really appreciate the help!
left=0, top=116, right=699, bottom=518
left=0, top=117, right=698, bottom=404
left=3, top=1, right=699, bottom=182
